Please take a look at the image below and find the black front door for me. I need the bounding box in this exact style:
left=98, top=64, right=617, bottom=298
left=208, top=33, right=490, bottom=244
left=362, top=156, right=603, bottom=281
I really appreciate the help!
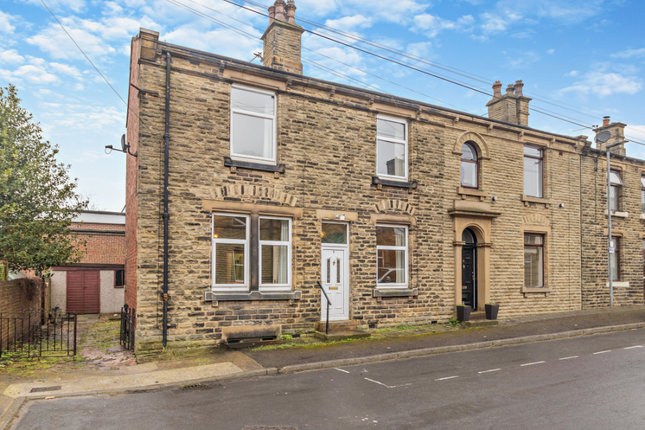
left=462, top=245, right=476, bottom=310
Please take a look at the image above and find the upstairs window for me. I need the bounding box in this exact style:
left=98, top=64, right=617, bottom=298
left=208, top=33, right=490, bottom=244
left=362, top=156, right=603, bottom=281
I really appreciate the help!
left=377, top=116, right=407, bottom=180
left=460, top=142, right=478, bottom=188
left=230, top=86, right=276, bottom=164
left=609, top=170, right=622, bottom=211
left=524, top=146, right=543, bottom=197
left=641, top=177, right=645, bottom=214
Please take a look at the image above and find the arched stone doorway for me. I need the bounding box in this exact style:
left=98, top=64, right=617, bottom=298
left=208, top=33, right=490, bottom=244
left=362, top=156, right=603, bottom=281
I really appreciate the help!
left=461, top=228, right=477, bottom=309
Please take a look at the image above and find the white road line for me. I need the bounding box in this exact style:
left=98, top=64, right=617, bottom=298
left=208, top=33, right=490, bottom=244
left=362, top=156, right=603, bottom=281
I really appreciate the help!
left=478, top=368, right=501, bottom=374
left=334, top=368, right=350, bottom=373
left=559, top=356, right=578, bottom=360
left=593, top=350, right=611, bottom=355
left=624, top=346, right=643, bottom=350
left=363, top=378, right=411, bottom=389
left=520, top=361, right=545, bottom=367
left=435, top=376, right=459, bottom=381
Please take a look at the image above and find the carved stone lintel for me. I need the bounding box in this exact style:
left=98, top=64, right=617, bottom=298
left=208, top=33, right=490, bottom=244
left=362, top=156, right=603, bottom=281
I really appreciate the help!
left=488, top=124, right=494, bottom=132
left=453, top=117, right=460, bottom=127
left=519, top=131, right=525, bottom=140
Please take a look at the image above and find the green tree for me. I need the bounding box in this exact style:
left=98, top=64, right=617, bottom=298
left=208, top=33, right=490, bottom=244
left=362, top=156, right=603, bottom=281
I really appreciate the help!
left=0, top=84, right=87, bottom=276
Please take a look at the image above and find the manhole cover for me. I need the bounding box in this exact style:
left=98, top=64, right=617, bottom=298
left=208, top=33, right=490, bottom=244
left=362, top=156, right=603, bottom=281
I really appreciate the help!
left=30, top=386, right=62, bottom=393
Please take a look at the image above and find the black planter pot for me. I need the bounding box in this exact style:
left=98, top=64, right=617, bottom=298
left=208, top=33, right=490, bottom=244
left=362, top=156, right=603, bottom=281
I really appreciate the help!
left=456, top=305, right=472, bottom=322
left=485, top=304, right=499, bottom=320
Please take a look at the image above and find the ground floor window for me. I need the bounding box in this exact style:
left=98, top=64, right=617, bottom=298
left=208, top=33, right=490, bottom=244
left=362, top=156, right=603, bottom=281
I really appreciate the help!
left=610, top=236, right=620, bottom=281
left=524, top=234, right=544, bottom=287
left=115, top=269, right=125, bottom=288
left=376, top=225, right=408, bottom=288
left=212, top=213, right=292, bottom=292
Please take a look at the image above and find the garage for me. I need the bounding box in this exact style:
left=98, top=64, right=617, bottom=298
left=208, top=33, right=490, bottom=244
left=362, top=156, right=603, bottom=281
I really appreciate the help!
left=66, top=270, right=100, bottom=314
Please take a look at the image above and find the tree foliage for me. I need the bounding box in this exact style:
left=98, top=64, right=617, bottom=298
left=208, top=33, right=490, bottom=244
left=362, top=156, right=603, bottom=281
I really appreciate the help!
left=0, top=84, right=87, bottom=275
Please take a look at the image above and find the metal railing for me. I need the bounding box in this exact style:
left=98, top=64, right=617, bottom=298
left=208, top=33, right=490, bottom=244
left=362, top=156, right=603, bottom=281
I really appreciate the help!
left=0, top=309, right=77, bottom=359
left=316, top=281, right=331, bottom=335
left=120, top=304, right=136, bottom=350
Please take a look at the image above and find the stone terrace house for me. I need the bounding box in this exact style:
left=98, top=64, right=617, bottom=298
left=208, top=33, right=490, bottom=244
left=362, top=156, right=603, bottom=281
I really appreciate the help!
left=125, top=1, right=644, bottom=358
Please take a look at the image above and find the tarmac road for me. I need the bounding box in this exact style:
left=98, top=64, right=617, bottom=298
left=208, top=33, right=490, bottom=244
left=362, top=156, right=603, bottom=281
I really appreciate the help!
left=12, top=328, right=645, bottom=430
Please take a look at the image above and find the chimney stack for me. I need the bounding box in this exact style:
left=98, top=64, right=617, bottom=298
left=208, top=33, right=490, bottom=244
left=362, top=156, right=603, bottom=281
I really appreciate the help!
left=595, top=117, right=626, bottom=155
left=486, top=80, right=532, bottom=126
left=261, top=0, right=304, bottom=74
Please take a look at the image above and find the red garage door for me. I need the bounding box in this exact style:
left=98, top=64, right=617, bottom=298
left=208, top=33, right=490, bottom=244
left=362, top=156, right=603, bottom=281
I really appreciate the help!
left=67, top=270, right=100, bottom=314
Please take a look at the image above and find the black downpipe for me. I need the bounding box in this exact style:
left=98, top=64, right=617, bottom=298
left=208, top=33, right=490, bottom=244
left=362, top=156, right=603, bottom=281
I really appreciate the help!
left=162, top=52, right=171, bottom=348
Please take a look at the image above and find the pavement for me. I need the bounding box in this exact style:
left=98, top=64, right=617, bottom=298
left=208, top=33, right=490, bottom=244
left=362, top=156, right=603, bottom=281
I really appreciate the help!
left=1, top=305, right=644, bottom=429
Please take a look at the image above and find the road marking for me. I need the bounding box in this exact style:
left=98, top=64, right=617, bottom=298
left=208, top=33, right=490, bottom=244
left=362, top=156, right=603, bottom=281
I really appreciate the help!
left=334, top=368, right=350, bottom=373
left=521, top=361, right=545, bottom=367
left=593, top=350, right=611, bottom=355
left=435, top=376, right=459, bottom=381
left=478, top=368, right=501, bottom=374
left=364, top=378, right=411, bottom=389
left=624, top=346, right=643, bottom=350
left=559, top=356, right=578, bottom=360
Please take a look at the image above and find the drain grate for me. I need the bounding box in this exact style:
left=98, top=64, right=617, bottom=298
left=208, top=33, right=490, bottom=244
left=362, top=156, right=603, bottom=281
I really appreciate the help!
left=30, top=386, right=62, bottom=393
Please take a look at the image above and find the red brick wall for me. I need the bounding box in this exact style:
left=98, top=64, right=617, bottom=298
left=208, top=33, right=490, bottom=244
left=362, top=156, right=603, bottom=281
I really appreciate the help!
left=71, top=222, right=125, bottom=265
left=124, top=36, right=141, bottom=310
left=0, top=279, right=45, bottom=349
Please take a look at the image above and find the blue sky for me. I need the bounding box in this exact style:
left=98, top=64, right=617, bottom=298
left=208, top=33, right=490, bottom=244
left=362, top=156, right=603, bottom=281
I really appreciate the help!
left=2, top=0, right=645, bottom=211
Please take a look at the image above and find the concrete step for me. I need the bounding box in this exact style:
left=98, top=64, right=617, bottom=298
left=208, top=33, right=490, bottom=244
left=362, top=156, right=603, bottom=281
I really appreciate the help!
left=463, top=319, right=498, bottom=328
left=314, top=330, right=371, bottom=341
left=315, top=320, right=357, bottom=333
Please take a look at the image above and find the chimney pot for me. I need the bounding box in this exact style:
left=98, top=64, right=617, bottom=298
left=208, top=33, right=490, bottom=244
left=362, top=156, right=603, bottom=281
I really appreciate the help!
left=492, top=81, right=502, bottom=98
left=274, top=0, right=286, bottom=21
left=285, top=0, right=297, bottom=23
left=514, top=80, right=524, bottom=97
left=268, top=5, right=275, bottom=23
left=603, top=116, right=610, bottom=126
left=506, top=84, right=515, bottom=95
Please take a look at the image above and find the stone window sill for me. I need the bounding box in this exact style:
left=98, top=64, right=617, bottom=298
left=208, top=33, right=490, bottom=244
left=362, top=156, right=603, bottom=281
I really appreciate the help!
left=604, top=210, right=629, bottom=218
left=205, top=290, right=302, bottom=302
left=640, top=213, right=645, bottom=220
left=372, top=176, right=418, bottom=190
left=458, top=187, right=488, bottom=201
left=606, top=281, right=629, bottom=288
left=520, top=286, right=552, bottom=297
left=372, top=288, right=418, bottom=298
left=224, top=157, right=285, bottom=174
left=521, top=195, right=552, bottom=207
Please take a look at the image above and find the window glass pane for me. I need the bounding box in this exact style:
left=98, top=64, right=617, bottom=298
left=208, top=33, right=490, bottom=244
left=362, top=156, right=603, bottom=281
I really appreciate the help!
left=322, top=223, right=347, bottom=244
left=610, top=248, right=619, bottom=281
left=462, top=229, right=475, bottom=244
left=231, top=88, right=274, bottom=115
left=260, top=219, right=289, bottom=241
left=461, top=161, right=477, bottom=188
left=461, top=143, right=477, bottom=161
left=524, top=245, right=543, bottom=287
left=610, top=185, right=619, bottom=211
left=377, top=140, right=405, bottom=177
left=214, top=244, right=245, bottom=284
left=524, top=146, right=542, bottom=158
left=609, top=171, right=622, bottom=185
left=232, top=113, right=274, bottom=160
left=261, top=245, right=289, bottom=284
left=642, top=190, right=645, bottom=213
left=213, top=216, right=247, bottom=239
left=524, top=234, right=543, bottom=245
left=641, top=177, right=645, bottom=188
left=524, top=156, right=543, bottom=197
left=377, top=119, right=405, bottom=141
left=376, top=226, right=406, bottom=246
left=377, top=249, right=406, bottom=283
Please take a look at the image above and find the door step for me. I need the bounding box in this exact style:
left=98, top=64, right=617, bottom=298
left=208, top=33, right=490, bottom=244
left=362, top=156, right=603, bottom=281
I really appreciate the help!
left=463, top=319, right=498, bottom=327
left=315, top=320, right=357, bottom=332
left=314, top=330, right=371, bottom=341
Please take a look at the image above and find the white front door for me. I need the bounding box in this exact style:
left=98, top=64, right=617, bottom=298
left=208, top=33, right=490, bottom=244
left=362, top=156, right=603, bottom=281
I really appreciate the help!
left=321, top=247, right=349, bottom=321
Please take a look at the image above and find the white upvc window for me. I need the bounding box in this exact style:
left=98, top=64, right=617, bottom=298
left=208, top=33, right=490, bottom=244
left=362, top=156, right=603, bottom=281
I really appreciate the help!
left=212, top=213, right=250, bottom=291
left=230, top=85, right=277, bottom=164
left=376, top=224, right=408, bottom=289
left=259, top=217, right=292, bottom=291
left=376, top=115, right=408, bottom=180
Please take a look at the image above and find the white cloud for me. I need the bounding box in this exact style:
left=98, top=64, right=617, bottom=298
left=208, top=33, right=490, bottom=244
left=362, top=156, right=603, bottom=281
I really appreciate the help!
left=561, top=70, right=643, bottom=97
left=3, top=64, right=59, bottom=85
left=0, top=49, right=24, bottom=64
left=164, top=25, right=261, bottom=61
left=495, top=0, right=605, bottom=24
left=0, top=11, right=16, bottom=34
left=506, top=51, right=540, bottom=70
left=480, top=12, right=511, bottom=34
left=565, top=70, right=579, bottom=77
left=21, top=0, right=86, bottom=13
left=50, top=62, right=82, bottom=78
left=27, top=21, right=116, bottom=60
left=611, top=48, right=645, bottom=59
left=412, top=13, right=474, bottom=38
left=324, top=15, right=373, bottom=32
left=547, top=49, right=554, bottom=55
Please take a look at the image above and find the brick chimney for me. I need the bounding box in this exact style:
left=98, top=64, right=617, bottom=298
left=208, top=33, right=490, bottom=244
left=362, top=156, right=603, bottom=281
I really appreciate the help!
left=486, top=80, right=532, bottom=126
left=594, top=117, right=626, bottom=155
left=261, top=0, right=304, bottom=74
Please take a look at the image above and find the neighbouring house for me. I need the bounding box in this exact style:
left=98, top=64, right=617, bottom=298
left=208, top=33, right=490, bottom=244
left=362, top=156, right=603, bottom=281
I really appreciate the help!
left=50, top=211, right=126, bottom=314
left=124, top=0, right=644, bottom=359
